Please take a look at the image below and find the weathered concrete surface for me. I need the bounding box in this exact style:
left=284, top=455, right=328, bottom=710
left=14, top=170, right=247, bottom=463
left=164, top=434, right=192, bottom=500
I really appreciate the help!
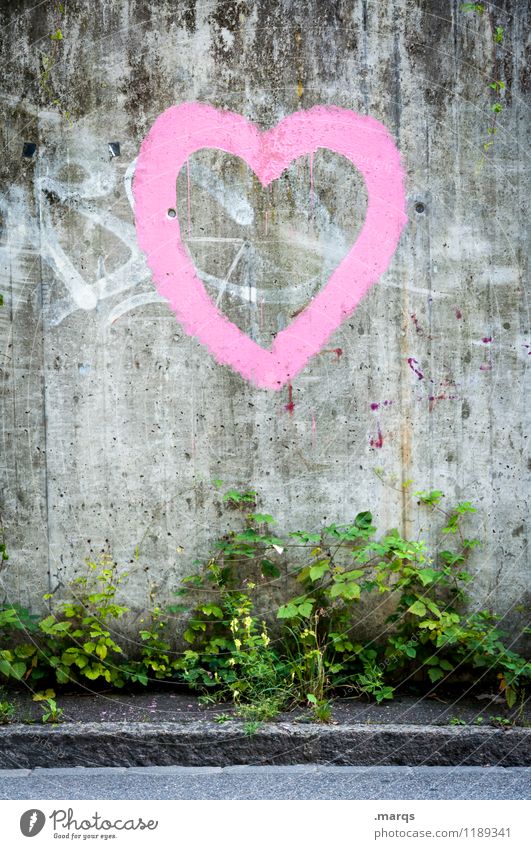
left=0, top=720, right=529, bottom=768
left=2, top=765, right=530, bottom=800
left=0, top=2, right=529, bottom=638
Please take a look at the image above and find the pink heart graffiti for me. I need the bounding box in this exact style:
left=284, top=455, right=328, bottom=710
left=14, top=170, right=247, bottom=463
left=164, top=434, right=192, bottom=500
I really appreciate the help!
left=133, top=103, right=407, bottom=390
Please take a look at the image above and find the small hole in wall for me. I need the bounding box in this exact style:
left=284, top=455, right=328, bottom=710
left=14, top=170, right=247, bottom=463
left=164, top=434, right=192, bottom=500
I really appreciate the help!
left=415, top=202, right=426, bottom=214
left=22, top=142, right=37, bottom=158
left=167, top=208, right=177, bottom=218
left=108, top=142, right=121, bottom=157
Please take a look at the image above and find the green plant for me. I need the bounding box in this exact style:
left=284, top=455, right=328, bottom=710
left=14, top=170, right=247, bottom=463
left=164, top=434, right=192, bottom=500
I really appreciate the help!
left=461, top=3, right=485, bottom=12
left=39, top=554, right=129, bottom=687
left=171, top=487, right=530, bottom=717
left=449, top=716, right=466, bottom=726
left=0, top=486, right=527, bottom=721
left=38, top=2, right=71, bottom=121
left=0, top=690, right=15, bottom=724
left=124, top=591, right=180, bottom=686
left=214, top=713, right=232, bottom=723
left=489, top=715, right=512, bottom=728
left=172, top=557, right=290, bottom=719
left=0, top=604, right=40, bottom=683
left=354, top=655, right=395, bottom=703
left=460, top=2, right=506, bottom=160
left=40, top=697, right=64, bottom=724
left=169, top=492, right=295, bottom=718
left=0, top=524, right=8, bottom=564
left=306, top=693, right=333, bottom=723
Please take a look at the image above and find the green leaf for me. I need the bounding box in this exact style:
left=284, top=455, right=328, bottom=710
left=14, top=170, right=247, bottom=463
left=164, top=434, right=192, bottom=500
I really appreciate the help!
left=408, top=600, right=427, bottom=617
left=277, top=597, right=315, bottom=619
left=504, top=687, right=516, bottom=708
left=309, top=560, right=330, bottom=582
left=289, top=531, right=321, bottom=543
left=0, top=659, right=13, bottom=678
left=83, top=642, right=96, bottom=654
left=428, top=667, right=445, bottom=683
left=415, top=490, right=443, bottom=506
left=52, top=621, right=72, bottom=633
left=200, top=604, right=223, bottom=619
left=277, top=603, right=299, bottom=619
left=329, top=581, right=361, bottom=600
left=354, top=511, right=373, bottom=530
left=14, top=644, right=36, bottom=659
left=10, top=662, right=26, bottom=680
left=417, top=568, right=440, bottom=586
left=298, top=601, right=314, bottom=618
left=249, top=513, right=276, bottom=524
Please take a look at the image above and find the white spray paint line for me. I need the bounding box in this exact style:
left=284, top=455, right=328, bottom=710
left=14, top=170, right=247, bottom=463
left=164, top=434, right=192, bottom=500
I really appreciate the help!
left=107, top=291, right=166, bottom=324
left=214, top=240, right=247, bottom=307
left=187, top=161, right=255, bottom=226
left=187, top=237, right=246, bottom=243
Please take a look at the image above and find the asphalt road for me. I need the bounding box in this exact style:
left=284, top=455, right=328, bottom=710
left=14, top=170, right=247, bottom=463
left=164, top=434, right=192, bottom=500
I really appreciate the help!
left=0, top=765, right=529, bottom=800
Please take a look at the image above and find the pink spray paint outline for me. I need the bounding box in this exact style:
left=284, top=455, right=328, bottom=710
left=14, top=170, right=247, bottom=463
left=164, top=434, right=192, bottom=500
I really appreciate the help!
left=133, top=102, right=407, bottom=390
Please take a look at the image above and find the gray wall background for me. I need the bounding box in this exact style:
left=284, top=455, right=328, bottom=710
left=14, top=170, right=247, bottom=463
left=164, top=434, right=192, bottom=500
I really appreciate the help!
left=0, top=0, right=529, bottom=643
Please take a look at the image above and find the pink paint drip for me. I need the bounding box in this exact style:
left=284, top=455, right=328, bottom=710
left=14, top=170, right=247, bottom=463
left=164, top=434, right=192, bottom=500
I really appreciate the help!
left=264, top=209, right=269, bottom=236
left=410, top=313, right=423, bottom=335
left=285, top=383, right=295, bottom=415
left=482, top=336, right=492, bottom=344
left=370, top=399, right=393, bottom=411
left=455, top=308, right=462, bottom=320
left=311, top=414, right=317, bottom=448
left=133, top=103, right=407, bottom=390
left=407, top=357, right=424, bottom=380
left=369, top=426, right=384, bottom=449
left=428, top=393, right=459, bottom=412
left=322, top=347, right=343, bottom=360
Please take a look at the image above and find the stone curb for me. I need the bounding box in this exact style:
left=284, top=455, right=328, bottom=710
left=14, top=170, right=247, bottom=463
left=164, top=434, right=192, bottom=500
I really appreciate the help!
left=0, top=722, right=529, bottom=769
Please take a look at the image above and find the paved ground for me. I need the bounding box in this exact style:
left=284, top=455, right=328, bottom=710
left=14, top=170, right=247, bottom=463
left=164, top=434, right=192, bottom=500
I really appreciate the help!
left=0, top=765, right=529, bottom=800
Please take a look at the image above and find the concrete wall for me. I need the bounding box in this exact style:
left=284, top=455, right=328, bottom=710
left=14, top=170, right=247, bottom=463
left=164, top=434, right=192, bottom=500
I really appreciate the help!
left=0, top=1, right=529, bottom=642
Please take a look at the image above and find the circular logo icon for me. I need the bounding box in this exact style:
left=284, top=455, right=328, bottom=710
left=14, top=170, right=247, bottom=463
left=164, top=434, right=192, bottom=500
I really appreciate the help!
left=20, top=809, right=46, bottom=837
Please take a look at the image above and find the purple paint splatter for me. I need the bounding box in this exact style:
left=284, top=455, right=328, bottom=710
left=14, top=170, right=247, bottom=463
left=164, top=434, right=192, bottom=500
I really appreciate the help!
left=410, top=313, right=423, bottom=335
left=369, top=427, right=384, bottom=449
left=407, top=357, right=424, bottom=380
left=285, top=383, right=295, bottom=415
